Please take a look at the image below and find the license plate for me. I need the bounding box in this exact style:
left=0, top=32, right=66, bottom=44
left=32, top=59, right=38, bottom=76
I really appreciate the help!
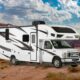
left=72, top=59, right=79, bottom=61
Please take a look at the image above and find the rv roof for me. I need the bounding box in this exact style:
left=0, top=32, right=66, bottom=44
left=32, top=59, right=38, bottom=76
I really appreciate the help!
left=0, top=25, right=33, bottom=28
left=49, top=24, right=71, bottom=27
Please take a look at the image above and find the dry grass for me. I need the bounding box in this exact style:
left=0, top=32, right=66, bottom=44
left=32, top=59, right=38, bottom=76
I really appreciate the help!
left=68, top=66, right=80, bottom=73
left=45, top=72, right=80, bottom=80
left=45, top=66, right=80, bottom=80
left=45, top=72, right=65, bottom=80
left=0, top=59, right=9, bottom=70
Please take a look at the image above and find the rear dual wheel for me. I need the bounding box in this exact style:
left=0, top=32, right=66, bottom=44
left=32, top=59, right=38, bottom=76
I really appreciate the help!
left=10, top=56, right=17, bottom=65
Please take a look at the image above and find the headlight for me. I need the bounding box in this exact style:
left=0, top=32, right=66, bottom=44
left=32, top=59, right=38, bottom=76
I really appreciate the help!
left=75, top=35, right=79, bottom=38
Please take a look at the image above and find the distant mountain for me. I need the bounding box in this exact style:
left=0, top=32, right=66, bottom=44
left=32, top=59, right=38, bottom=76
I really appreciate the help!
left=0, top=23, right=9, bottom=26
left=0, top=23, right=14, bottom=27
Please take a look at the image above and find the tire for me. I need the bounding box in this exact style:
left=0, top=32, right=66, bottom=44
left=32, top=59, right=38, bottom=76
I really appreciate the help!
left=52, top=57, right=62, bottom=68
left=71, top=64, right=78, bottom=67
left=10, top=56, right=17, bottom=65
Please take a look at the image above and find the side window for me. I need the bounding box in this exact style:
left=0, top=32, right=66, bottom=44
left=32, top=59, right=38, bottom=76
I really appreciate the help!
left=23, top=35, right=29, bottom=42
left=32, top=35, right=35, bottom=43
left=5, top=29, right=9, bottom=40
left=44, top=41, right=52, bottom=49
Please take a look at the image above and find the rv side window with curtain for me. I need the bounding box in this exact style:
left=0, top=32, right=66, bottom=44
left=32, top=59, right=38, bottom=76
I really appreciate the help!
left=5, top=29, right=9, bottom=40
left=23, top=35, right=29, bottom=42
left=32, top=35, right=35, bottom=43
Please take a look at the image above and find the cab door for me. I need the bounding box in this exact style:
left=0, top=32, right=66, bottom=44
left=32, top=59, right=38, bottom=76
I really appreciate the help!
left=42, top=40, right=53, bottom=62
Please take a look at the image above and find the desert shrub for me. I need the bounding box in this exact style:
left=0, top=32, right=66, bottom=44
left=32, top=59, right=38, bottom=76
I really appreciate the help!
left=68, top=66, right=80, bottom=73
left=0, top=59, right=9, bottom=70
left=45, top=72, right=65, bottom=80
left=45, top=72, right=80, bottom=80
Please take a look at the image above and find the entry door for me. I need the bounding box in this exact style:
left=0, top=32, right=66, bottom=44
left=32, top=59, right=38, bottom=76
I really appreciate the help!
left=42, top=40, right=53, bottom=62
left=30, top=33, right=37, bottom=61
left=39, top=40, right=44, bottom=63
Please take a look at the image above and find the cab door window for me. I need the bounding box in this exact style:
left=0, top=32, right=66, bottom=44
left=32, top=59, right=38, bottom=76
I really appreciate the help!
left=44, top=41, right=52, bottom=49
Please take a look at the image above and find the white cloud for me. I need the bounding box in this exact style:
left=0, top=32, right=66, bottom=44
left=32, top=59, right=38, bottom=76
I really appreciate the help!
left=0, top=13, right=8, bottom=23
left=0, top=0, right=75, bottom=25
left=73, top=23, right=80, bottom=33
left=11, top=15, right=23, bottom=25
left=0, top=0, right=3, bottom=3
left=59, top=0, right=80, bottom=17
left=0, top=0, right=23, bottom=8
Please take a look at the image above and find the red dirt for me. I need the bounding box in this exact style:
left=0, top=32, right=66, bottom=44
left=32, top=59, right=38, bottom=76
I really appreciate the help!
left=0, top=59, right=79, bottom=80
left=0, top=66, right=68, bottom=80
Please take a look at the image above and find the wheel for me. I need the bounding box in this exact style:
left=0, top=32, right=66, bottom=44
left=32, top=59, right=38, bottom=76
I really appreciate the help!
left=52, top=57, right=62, bottom=68
left=10, top=56, right=17, bottom=65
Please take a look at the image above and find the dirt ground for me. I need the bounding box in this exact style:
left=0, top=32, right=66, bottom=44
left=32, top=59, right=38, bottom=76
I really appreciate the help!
left=0, top=59, right=80, bottom=80
left=0, top=48, right=80, bottom=80
left=0, top=60, right=68, bottom=80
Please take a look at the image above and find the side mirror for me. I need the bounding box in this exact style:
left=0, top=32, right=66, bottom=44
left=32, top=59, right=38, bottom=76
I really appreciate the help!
left=5, top=29, right=9, bottom=40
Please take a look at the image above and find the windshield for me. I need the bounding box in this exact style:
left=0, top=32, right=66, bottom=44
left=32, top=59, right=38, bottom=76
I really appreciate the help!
left=51, top=40, right=73, bottom=49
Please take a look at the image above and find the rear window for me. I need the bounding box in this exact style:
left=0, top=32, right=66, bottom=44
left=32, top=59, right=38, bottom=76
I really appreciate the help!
left=52, top=27, right=75, bottom=33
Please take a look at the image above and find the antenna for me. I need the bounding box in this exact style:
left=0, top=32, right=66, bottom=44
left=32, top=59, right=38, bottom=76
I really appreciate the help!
left=32, top=21, right=45, bottom=26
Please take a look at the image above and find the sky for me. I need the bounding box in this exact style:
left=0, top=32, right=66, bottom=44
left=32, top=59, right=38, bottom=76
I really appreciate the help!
left=0, top=0, right=80, bottom=28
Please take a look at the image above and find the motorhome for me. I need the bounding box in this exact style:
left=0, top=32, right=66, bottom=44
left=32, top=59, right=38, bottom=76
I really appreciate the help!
left=0, top=21, right=80, bottom=68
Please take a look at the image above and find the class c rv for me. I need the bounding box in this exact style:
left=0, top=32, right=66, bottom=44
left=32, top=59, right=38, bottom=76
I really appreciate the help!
left=0, top=21, right=80, bottom=68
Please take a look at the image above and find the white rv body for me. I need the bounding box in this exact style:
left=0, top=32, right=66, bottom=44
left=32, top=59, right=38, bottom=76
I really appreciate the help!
left=0, top=22, right=80, bottom=67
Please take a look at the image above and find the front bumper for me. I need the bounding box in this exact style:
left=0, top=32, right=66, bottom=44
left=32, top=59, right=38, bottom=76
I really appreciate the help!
left=61, top=58, right=80, bottom=64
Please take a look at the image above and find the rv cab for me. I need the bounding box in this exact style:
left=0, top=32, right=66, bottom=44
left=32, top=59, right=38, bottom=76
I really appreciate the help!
left=38, top=23, right=80, bottom=68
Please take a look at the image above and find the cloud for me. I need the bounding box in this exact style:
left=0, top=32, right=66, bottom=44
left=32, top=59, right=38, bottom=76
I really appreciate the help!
left=0, top=0, right=77, bottom=25
left=73, top=23, right=80, bottom=33
left=59, top=0, right=80, bottom=17
left=0, top=13, right=8, bottom=23
left=0, top=0, right=23, bottom=8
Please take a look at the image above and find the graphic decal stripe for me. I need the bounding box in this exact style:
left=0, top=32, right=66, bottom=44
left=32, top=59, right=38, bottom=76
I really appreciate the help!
left=32, top=29, right=48, bottom=35
left=0, top=33, right=17, bottom=43
left=38, top=30, right=48, bottom=34
left=13, top=38, right=33, bottom=51
left=2, top=54, right=10, bottom=58
left=16, top=27, right=27, bottom=33
left=9, top=33, right=16, bottom=36
left=0, top=46, right=11, bottom=52
left=14, top=44, right=33, bottom=51
left=10, top=39, right=18, bottom=43
left=0, top=32, right=15, bottom=37
left=0, top=33, right=5, bottom=38
left=38, top=47, right=56, bottom=56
